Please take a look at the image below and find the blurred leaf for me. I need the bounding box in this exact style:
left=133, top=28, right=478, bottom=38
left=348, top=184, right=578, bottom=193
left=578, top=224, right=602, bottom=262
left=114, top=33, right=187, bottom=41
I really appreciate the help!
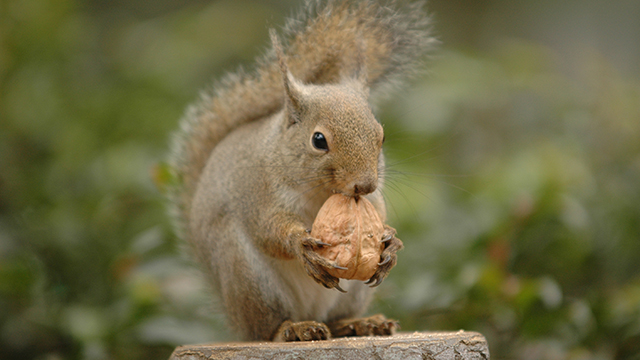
left=2, top=0, right=640, bottom=359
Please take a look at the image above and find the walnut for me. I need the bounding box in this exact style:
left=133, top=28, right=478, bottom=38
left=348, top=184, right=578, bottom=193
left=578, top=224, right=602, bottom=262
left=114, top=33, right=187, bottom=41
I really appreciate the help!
left=311, top=194, right=385, bottom=281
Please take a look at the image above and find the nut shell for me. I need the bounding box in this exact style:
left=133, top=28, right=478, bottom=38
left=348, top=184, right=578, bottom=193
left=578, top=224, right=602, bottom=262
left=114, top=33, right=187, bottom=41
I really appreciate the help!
left=311, top=194, right=385, bottom=281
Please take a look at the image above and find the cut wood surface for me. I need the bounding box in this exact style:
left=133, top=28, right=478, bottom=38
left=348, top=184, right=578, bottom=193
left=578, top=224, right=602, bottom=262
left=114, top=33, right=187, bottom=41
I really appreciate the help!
left=169, top=331, right=490, bottom=360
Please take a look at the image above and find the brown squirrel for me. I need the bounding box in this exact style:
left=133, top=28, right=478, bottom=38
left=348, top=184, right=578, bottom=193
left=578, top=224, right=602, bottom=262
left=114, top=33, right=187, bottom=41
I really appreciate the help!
left=167, top=0, right=434, bottom=341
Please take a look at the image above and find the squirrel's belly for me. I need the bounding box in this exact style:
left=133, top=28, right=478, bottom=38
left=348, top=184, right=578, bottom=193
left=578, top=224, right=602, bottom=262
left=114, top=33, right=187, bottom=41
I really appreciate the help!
left=269, top=258, right=357, bottom=322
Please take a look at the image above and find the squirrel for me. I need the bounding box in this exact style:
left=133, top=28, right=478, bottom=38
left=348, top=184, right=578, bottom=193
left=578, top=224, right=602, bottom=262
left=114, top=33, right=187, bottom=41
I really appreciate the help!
left=167, top=0, right=434, bottom=342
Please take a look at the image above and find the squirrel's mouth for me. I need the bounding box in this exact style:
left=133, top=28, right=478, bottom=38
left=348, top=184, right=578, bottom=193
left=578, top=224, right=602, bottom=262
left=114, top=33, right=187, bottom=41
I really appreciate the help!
left=331, top=189, right=360, bottom=201
left=327, top=168, right=378, bottom=198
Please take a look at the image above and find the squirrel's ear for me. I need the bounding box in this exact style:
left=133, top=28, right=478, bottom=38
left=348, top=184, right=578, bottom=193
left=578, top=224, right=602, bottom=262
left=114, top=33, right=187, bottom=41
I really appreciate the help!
left=270, top=29, right=304, bottom=125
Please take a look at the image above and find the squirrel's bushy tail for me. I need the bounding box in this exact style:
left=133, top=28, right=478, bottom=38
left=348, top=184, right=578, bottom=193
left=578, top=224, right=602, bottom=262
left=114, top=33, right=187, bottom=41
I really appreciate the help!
left=168, top=0, right=435, bottom=236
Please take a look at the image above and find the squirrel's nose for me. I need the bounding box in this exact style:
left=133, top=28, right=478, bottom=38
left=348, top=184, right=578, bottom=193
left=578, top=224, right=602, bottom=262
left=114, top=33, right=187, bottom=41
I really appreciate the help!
left=351, top=178, right=377, bottom=196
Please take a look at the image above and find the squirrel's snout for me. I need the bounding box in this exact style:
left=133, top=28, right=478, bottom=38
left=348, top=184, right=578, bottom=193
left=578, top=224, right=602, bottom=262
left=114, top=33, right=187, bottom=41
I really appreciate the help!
left=350, top=178, right=377, bottom=196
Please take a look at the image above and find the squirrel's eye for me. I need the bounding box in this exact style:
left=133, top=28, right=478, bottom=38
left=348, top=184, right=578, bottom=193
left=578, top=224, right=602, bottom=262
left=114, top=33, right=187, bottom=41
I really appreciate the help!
left=312, top=132, right=328, bottom=151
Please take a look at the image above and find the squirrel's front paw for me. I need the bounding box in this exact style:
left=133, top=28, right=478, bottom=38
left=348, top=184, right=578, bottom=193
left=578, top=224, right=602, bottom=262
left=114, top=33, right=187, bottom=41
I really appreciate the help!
left=365, top=225, right=403, bottom=287
left=301, top=235, right=346, bottom=292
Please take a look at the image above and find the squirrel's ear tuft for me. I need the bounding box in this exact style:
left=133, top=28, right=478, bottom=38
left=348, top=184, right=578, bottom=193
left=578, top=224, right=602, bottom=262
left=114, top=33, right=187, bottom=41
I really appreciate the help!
left=270, top=29, right=304, bottom=125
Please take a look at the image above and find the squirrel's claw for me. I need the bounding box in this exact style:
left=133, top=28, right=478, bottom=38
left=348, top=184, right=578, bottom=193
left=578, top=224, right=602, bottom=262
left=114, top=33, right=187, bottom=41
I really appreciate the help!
left=333, top=283, right=347, bottom=293
left=274, top=320, right=332, bottom=342
left=301, top=236, right=345, bottom=292
left=378, top=255, right=392, bottom=266
left=328, top=314, right=399, bottom=337
left=302, top=237, right=332, bottom=248
left=381, top=227, right=396, bottom=242
left=366, top=225, right=403, bottom=288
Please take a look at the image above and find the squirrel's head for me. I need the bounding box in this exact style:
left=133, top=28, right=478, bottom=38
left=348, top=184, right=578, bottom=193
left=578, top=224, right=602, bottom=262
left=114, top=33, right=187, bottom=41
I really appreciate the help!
left=297, top=82, right=384, bottom=198
left=272, top=31, right=384, bottom=198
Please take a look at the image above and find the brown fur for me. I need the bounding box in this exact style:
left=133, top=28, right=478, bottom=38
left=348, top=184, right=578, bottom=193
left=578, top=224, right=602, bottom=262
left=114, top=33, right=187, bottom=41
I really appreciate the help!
left=167, top=0, right=434, bottom=341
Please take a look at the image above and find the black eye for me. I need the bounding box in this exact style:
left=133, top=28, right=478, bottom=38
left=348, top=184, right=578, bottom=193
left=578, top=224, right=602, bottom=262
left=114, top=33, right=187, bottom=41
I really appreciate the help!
left=312, top=132, right=328, bottom=151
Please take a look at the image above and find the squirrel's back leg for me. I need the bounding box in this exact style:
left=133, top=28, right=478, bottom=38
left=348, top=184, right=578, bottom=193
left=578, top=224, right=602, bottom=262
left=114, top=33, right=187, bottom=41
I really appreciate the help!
left=215, top=226, right=332, bottom=341
left=209, top=224, right=286, bottom=341
left=327, top=314, right=399, bottom=337
left=325, top=282, right=398, bottom=337
left=273, top=320, right=330, bottom=341
left=271, top=281, right=377, bottom=341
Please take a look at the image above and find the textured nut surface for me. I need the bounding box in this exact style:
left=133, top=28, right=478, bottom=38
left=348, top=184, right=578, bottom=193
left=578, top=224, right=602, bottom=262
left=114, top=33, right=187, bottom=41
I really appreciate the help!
left=311, top=194, right=385, bottom=281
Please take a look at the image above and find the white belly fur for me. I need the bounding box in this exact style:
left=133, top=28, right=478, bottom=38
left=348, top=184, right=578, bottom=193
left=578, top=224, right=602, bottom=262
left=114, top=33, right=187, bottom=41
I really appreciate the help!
left=269, top=257, right=358, bottom=322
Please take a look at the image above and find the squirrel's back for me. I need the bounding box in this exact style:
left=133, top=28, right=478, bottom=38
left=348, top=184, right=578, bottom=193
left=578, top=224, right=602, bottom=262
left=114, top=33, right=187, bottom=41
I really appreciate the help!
left=168, top=0, right=435, bottom=239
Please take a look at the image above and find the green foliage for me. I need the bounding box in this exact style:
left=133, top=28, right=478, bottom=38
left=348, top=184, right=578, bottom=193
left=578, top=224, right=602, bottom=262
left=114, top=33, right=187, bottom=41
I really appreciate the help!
left=1, top=0, right=639, bottom=359
left=373, top=45, right=640, bottom=359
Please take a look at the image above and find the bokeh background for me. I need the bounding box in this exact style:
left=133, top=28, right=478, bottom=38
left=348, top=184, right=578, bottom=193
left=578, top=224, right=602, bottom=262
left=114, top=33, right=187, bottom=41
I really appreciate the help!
left=2, top=0, right=639, bottom=359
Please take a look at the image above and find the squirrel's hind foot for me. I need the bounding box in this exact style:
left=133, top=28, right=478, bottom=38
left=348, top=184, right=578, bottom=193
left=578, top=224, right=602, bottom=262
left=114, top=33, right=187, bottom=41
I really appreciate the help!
left=328, top=314, right=399, bottom=338
left=273, top=320, right=331, bottom=341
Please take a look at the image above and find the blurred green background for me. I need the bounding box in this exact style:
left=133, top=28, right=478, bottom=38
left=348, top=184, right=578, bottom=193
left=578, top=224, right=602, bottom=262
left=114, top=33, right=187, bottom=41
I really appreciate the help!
left=2, top=0, right=639, bottom=359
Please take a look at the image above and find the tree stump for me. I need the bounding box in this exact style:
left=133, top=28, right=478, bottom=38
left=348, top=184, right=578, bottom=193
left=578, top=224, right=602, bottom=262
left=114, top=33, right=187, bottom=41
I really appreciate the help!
left=169, top=331, right=490, bottom=359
